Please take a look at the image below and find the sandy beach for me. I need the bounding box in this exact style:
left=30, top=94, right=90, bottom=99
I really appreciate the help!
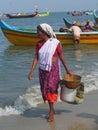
left=0, top=91, right=98, bottom=130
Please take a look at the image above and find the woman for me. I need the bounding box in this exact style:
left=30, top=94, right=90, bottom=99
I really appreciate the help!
left=28, top=23, right=71, bottom=122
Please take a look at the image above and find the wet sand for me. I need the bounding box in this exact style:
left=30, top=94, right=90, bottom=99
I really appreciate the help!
left=0, top=91, right=98, bottom=130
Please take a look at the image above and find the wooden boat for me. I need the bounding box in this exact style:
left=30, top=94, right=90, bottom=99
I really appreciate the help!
left=63, top=18, right=98, bottom=30
left=63, top=18, right=73, bottom=28
left=85, top=11, right=93, bottom=15
left=6, top=11, right=50, bottom=19
left=0, top=19, right=98, bottom=46
left=93, top=9, right=98, bottom=23
left=71, top=11, right=84, bottom=16
left=6, top=13, right=36, bottom=18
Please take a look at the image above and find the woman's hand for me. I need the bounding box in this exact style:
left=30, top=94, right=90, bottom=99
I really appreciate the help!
left=67, top=71, right=72, bottom=76
left=28, top=56, right=38, bottom=80
left=28, top=71, right=33, bottom=80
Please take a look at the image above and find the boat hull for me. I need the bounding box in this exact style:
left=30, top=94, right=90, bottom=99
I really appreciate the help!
left=6, top=14, right=36, bottom=18
left=2, top=28, right=98, bottom=45
left=56, top=32, right=98, bottom=44
left=2, top=28, right=39, bottom=46
left=1, top=20, right=98, bottom=46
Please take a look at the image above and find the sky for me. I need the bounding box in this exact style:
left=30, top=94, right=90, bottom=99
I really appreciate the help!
left=0, top=0, right=98, bottom=14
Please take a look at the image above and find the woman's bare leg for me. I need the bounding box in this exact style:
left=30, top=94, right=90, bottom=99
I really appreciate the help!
left=48, top=101, right=54, bottom=121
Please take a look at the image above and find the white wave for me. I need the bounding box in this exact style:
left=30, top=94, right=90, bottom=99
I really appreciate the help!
left=93, top=62, right=98, bottom=66
left=82, top=73, right=98, bottom=93
left=14, top=85, right=43, bottom=113
left=0, top=106, right=21, bottom=116
left=0, top=72, right=98, bottom=117
left=73, top=61, right=98, bottom=93
left=0, top=85, right=43, bottom=117
left=75, top=65, right=82, bottom=69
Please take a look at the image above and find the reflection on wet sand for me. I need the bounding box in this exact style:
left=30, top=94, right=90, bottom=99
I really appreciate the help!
left=68, top=122, right=88, bottom=130
left=48, top=121, right=88, bottom=130
left=49, top=121, right=57, bottom=130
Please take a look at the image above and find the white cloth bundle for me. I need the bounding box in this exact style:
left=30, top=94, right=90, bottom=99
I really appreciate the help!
left=39, top=38, right=59, bottom=71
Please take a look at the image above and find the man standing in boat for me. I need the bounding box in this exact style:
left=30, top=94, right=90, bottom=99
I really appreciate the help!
left=33, top=8, right=39, bottom=16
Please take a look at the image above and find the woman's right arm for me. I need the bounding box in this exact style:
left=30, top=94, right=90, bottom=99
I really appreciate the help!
left=28, top=55, right=38, bottom=80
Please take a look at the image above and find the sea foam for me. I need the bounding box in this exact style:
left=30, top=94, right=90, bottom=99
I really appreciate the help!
left=0, top=85, right=43, bottom=117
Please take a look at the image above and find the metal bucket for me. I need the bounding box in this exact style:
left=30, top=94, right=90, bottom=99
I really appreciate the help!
left=60, top=84, right=77, bottom=103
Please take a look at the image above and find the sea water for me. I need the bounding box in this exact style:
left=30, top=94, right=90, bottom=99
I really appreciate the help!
left=0, top=12, right=98, bottom=116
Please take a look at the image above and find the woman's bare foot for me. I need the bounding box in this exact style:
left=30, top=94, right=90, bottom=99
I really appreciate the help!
left=48, top=112, right=54, bottom=122
left=45, top=110, right=55, bottom=119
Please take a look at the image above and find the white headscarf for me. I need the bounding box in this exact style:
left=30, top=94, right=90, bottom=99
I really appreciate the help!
left=38, top=23, right=56, bottom=38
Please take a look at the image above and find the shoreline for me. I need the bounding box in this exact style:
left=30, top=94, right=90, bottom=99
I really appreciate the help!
left=0, top=91, right=98, bottom=130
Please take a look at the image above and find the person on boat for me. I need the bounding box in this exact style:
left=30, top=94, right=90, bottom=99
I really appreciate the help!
left=28, top=23, right=72, bottom=122
left=59, top=27, right=69, bottom=32
left=82, top=20, right=95, bottom=32
left=33, top=8, right=39, bottom=16
left=69, top=21, right=82, bottom=46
